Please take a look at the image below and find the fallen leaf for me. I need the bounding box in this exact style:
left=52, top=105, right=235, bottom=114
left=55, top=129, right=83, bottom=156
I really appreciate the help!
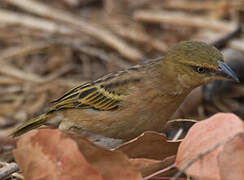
left=176, top=113, right=244, bottom=180
left=129, top=158, right=162, bottom=175
left=68, top=133, right=142, bottom=180
left=218, top=133, right=244, bottom=180
left=129, top=156, right=177, bottom=179
left=14, top=129, right=103, bottom=180
left=140, top=156, right=177, bottom=178
left=14, top=129, right=142, bottom=180
left=115, top=131, right=180, bottom=160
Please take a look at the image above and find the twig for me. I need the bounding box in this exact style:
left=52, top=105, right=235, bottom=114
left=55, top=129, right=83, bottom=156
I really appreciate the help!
left=0, top=62, right=76, bottom=84
left=229, top=39, right=244, bottom=52
left=0, top=40, right=74, bottom=83
left=0, top=40, right=53, bottom=61
left=0, top=62, right=47, bottom=83
left=0, top=76, right=22, bottom=85
left=71, top=44, right=129, bottom=68
left=11, top=172, right=24, bottom=179
left=134, top=10, right=237, bottom=32
left=162, top=0, right=219, bottom=11
left=110, top=24, right=168, bottom=52
left=0, top=9, right=73, bottom=35
left=67, top=42, right=111, bottom=63
left=171, top=132, right=243, bottom=180
left=6, top=0, right=143, bottom=61
left=0, top=162, right=19, bottom=179
left=49, top=38, right=131, bottom=68
left=211, top=24, right=242, bottom=49
left=172, top=128, right=183, bottom=141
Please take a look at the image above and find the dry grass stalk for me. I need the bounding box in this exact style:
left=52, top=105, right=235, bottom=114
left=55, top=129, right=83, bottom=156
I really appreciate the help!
left=6, top=0, right=143, bottom=61
left=0, top=9, right=73, bottom=35
left=134, top=10, right=237, bottom=32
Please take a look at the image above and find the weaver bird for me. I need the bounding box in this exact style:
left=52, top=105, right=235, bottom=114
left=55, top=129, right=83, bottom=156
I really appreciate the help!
left=11, top=41, right=239, bottom=139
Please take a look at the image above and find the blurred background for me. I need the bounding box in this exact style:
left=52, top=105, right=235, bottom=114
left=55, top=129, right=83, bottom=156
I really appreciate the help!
left=0, top=0, right=244, bottom=142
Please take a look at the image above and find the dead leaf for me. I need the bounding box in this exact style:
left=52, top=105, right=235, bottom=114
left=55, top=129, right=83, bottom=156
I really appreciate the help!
left=129, top=156, right=178, bottom=179
left=176, top=113, right=244, bottom=180
left=129, top=158, right=161, bottom=174
left=14, top=129, right=103, bottom=180
left=14, top=129, right=142, bottom=180
left=218, top=133, right=244, bottom=180
left=68, top=133, right=142, bottom=180
left=115, top=131, right=180, bottom=160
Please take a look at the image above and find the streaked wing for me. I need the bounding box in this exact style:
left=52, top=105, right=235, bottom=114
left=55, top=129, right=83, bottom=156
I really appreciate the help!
left=48, top=62, right=146, bottom=112
left=49, top=82, right=122, bottom=112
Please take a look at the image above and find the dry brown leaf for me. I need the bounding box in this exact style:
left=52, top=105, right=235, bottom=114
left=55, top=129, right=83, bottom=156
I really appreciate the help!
left=14, top=129, right=142, bottom=180
left=68, top=133, right=142, bottom=180
left=176, top=113, right=244, bottom=180
left=14, top=129, right=103, bottom=180
left=130, top=155, right=177, bottom=178
left=218, top=133, right=244, bottom=180
left=129, top=158, right=161, bottom=175
left=115, top=131, right=180, bottom=160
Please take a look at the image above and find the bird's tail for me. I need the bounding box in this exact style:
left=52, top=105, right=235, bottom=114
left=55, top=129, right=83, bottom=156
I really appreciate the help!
left=9, top=113, right=48, bottom=137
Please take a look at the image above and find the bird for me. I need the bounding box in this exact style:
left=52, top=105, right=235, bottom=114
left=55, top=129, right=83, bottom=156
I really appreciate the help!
left=10, top=41, right=239, bottom=140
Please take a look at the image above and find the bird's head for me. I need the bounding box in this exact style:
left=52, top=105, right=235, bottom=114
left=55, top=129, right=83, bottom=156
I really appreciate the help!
left=163, top=41, right=239, bottom=89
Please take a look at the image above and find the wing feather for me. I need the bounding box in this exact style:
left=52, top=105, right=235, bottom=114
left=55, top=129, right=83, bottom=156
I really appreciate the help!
left=48, top=68, right=142, bottom=112
left=49, top=83, right=122, bottom=112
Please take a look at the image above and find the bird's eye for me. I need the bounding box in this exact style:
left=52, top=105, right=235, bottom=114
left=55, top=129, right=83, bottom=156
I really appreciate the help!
left=196, top=66, right=205, bottom=73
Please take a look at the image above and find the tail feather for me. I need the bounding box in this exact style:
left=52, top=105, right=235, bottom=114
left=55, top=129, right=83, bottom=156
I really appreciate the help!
left=9, top=114, right=48, bottom=137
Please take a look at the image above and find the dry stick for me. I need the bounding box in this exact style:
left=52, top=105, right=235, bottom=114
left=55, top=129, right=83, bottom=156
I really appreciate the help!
left=211, top=24, right=242, bottom=50
left=134, top=10, right=237, bottom=33
left=11, top=172, right=24, bottom=180
left=171, top=132, right=243, bottom=180
left=0, top=9, right=73, bottom=35
left=60, top=39, right=112, bottom=63
left=0, top=38, right=74, bottom=83
left=73, top=44, right=129, bottom=68
left=162, top=0, right=225, bottom=11
left=0, top=40, right=53, bottom=83
left=64, top=41, right=131, bottom=68
left=0, top=61, right=75, bottom=84
left=172, top=128, right=183, bottom=141
left=110, top=24, right=168, bottom=52
left=0, top=162, right=19, bottom=179
left=0, top=41, right=53, bottom=61
left=229, top=39, right=244, bottom=52
left=0, top=62, right=47, bottom=83
left=7, top=0, right=143, bottom=61
left=39, top=38, right=131, bottom=68
left=0, top=76, right=22, bottom=85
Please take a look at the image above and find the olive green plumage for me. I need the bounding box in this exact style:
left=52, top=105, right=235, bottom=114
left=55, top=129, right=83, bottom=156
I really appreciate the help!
left=10, top=41, right=239, bottom=139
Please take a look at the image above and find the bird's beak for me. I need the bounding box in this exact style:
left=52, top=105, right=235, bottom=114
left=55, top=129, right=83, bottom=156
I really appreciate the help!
left=217, top=61, right=239, bottom=83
